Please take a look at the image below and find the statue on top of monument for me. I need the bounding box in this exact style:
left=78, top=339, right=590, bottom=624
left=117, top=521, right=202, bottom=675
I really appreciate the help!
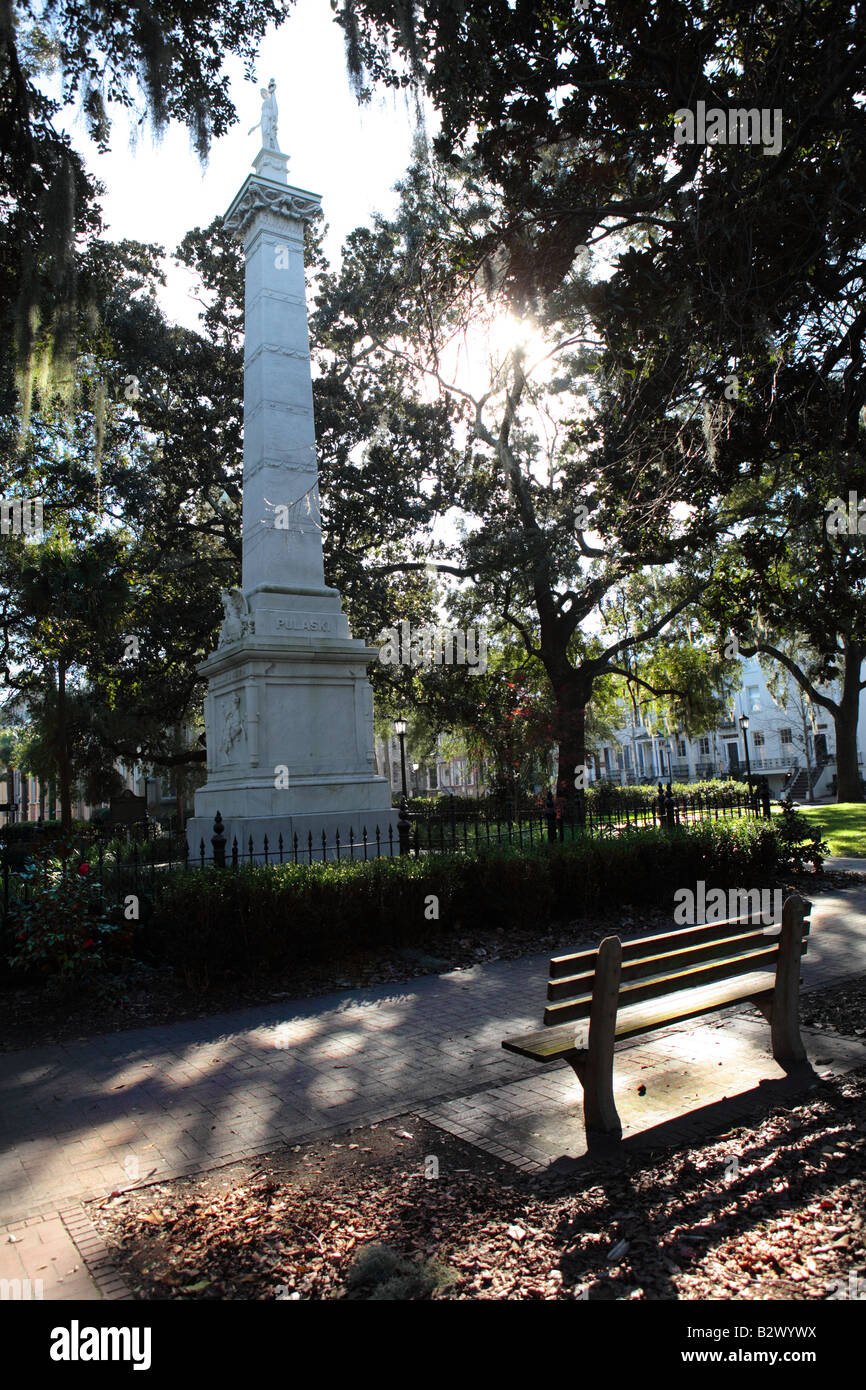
left=248, top=78, right=280, bottom=151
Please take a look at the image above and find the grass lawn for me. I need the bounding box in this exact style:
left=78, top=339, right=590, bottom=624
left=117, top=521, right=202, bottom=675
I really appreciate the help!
left=793, top=803, right=866, bottom=857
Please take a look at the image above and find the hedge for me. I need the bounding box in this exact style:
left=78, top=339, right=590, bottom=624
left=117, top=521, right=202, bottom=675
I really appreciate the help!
left=142, top=819, right=780, bottom=986
left=405, top=794, right=491, bottom=815
left=405, top=780, right=753, bottom=817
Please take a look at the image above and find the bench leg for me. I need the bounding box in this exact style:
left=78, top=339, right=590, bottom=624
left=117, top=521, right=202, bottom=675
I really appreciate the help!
left=574, top=935, right=623, bottom=1139
left=771, top=895, right=807, bottom=1066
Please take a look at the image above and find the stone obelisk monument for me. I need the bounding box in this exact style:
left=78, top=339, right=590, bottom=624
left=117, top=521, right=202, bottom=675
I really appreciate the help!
left=186, top=85, right=391, bottom=857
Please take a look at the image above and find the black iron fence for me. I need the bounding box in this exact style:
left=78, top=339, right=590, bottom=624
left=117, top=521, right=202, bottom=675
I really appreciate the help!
left=411, top=780, right=770, bottom=850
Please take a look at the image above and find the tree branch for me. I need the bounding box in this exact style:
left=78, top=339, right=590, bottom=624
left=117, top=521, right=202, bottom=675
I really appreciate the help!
left=737, top=643, right=839, bottom=716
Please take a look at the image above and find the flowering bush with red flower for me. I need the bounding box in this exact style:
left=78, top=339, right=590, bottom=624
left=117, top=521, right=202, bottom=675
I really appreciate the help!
left=6, top=855, right=128, bottom=986
left=464, top=674, right=556, bottom=809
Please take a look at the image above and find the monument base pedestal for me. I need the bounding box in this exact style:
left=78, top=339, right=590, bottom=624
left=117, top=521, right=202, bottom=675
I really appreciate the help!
left=186, top=625, right=393, bottom=862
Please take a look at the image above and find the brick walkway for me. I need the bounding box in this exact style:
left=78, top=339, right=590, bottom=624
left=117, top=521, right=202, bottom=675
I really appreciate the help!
left=421, top=1014, right=866, bottom=1171
left=0, top=1207, right=129, bottom=1302
left=2, top=879, right=865, bottom=1298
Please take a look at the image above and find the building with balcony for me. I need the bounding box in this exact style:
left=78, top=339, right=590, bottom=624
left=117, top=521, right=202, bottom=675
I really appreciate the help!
left=587, top=654, right=866, bottom=799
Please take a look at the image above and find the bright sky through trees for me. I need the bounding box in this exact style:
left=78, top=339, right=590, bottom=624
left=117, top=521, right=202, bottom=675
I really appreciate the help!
left=53, top=0, right=420, bottom=328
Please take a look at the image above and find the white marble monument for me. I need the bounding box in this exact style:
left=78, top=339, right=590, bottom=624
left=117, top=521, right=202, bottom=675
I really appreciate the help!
left=186, top=88, right=392, bottom=859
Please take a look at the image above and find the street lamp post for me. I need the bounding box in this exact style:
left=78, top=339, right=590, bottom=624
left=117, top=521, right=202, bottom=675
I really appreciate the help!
left=739, top=713, right=754, bottom=808
left=395, top=719, right=408, bottom=799
left=138, top=747, right=150, bottom=839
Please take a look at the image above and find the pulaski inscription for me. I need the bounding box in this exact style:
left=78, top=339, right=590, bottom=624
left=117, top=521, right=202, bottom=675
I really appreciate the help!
left=276, top=617, right=334, bottom=633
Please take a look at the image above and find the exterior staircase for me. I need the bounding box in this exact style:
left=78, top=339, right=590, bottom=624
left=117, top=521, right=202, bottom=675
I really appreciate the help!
left=783, top=755, right=830, bottom=801
left=787, top=767, right=810, bottom=799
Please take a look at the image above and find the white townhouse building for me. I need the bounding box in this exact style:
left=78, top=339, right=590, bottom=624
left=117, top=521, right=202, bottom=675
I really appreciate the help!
left=588, top=655, right=866, bottom=799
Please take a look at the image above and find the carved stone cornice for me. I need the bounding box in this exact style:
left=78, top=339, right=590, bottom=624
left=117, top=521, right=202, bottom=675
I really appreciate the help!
left=244, top=342, right=311, bottom=369
left=224, top=176, right=322, bottom=238
left=244, top=399, right=314, bottom=423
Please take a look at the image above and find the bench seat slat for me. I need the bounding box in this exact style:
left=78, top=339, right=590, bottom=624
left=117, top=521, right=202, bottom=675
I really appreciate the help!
left=614, top=970, right=774, bottom=1040
left=501, top=1027, right=585, bottom=1061
left=503, top=969, right=778, bottom=1062
left=549, top=904, right=812, bottom=980
left=547, top=928, right=808, bottom=1002
left=544, top=941, right=796, bottom=1026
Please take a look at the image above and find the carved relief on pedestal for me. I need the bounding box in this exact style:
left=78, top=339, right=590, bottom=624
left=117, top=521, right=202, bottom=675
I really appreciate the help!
left=217, top=691, right=246, bottom=765
left=219, top=587, right=254, bottom=647
left=362, top=682, right=375, bottom=765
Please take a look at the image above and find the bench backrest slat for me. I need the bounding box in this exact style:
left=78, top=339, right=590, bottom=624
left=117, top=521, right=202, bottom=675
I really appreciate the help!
left=544, top=940, right=798, bottom=1026
left=549, top=904, right=812, bottom=982
left=547, top=925, right=809, bottom=1002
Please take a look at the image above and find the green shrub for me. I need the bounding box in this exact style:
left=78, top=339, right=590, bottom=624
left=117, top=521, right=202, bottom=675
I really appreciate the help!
left=407, top=781, right=754, bottom=821
left=0, top=819, right=91, bottom=841
left=406, top=794, right=489, bottom=815
left=774, top=794, right=830, bottom=871
left=145, top=819, right=781, bottom=986
left=586, top=778, right=748, bottom=805
left=344, top=1243, right=457, bottom=1299
left=6, top=855, right=133, bottom=987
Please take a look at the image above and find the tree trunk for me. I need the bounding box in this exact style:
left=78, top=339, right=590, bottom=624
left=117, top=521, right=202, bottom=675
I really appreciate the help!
left=800, top=708, right=814, bottom=802
left=57, top=658, right=73, bottom=831
left=553, top=673, right=590, bottom=819
left=834, top=642, right=864, bottom=802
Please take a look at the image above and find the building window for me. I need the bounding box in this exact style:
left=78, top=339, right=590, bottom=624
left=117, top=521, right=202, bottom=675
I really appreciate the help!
left=780, top=728, right=793, bottom=745
left=746, top=685, right=761, bottom=712
left=699, top=737, right=710, bottom=756
left=753, top=731, right=765, bottom=748
left=677, top=739, right=687, bottom=758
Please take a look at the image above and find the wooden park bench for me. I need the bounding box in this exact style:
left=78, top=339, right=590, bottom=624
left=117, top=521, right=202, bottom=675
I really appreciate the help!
left=502, top=893, right=811, bottom=1141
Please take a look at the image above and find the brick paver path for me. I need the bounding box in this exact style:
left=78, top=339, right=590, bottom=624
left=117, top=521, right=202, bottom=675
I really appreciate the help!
left=421, top=1014, right=866, bottom=1171
left=2, top=878, right=865, bottom=1295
